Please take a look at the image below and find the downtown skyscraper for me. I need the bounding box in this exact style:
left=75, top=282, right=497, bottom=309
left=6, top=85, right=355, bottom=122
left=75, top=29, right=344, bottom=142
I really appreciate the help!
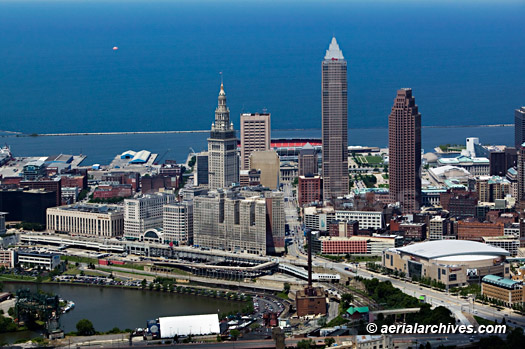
left=515, top=106, right=525, bottom=149
left=322, top=37, right=349, bottom=200
left=208, top=83, right=239, bottom=189
left=388, top=88, right=422, bottom=214
left=240, top=112, right=271, bottom=170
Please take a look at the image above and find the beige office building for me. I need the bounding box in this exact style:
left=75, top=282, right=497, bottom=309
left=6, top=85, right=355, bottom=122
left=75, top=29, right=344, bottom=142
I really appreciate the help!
left=240, top=113, right=271, bottom=170
left=250, top=150, right=280, bottom=190
left=47, top=204, right=124, bottom=237
left=193, top=188, right=285, bottom=255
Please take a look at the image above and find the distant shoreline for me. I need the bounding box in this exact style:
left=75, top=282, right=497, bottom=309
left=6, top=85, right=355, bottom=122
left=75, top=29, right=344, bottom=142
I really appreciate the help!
left=0, top=124, right=514, bottom=138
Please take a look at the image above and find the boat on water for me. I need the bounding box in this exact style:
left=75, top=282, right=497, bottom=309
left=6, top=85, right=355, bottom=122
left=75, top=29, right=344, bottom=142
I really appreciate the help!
left=60, top=299, right=75, bottom=313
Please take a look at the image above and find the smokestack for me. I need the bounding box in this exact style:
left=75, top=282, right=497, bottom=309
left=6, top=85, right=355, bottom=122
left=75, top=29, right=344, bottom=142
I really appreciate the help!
left=307, top=230, right=312, bottom=287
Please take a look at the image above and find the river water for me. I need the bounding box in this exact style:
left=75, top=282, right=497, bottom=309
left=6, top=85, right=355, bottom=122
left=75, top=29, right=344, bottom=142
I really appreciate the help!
left=0, top=282, right=245, bottom=343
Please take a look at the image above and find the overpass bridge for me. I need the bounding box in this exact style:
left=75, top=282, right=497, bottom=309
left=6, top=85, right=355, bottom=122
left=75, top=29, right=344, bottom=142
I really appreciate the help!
left=278, top=263, right=340, bottom=283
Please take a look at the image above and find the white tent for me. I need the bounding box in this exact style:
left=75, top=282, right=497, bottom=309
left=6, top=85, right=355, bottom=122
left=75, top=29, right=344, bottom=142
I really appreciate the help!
left=159, top=314, right=220, bottom=338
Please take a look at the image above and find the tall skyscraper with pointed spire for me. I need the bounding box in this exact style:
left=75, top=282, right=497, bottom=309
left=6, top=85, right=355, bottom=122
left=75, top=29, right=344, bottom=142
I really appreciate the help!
left=208, top=83, right=239, bottom=189
left=388, top=88, right=422, bottom=214
left=322, top=37, right=349, bottom=200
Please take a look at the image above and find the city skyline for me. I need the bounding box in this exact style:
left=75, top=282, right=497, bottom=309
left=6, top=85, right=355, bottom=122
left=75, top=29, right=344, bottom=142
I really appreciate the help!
left=1, top=1, right=524, bottom=345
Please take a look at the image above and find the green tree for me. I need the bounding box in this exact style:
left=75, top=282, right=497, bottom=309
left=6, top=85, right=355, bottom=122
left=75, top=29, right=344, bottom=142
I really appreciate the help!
left=297, top=339, right=314, bottom=349
left=141, top=279, right=147, bottom=289
left=76, top=319, right=95, bottom=336
left=230, top=329, right=240, bottom=340
left=325, top=337, right=335, bottom=347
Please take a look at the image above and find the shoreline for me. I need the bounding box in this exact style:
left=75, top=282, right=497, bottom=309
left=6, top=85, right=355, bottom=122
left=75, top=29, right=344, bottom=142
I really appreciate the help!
left=1, top=279, right=254, bottom=302
left=0, top=124, right=514, bottom=138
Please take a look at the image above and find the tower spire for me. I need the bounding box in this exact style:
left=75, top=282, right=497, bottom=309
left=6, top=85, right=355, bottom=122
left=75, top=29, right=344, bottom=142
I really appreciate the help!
left=214, top=81, right=230, bottom=130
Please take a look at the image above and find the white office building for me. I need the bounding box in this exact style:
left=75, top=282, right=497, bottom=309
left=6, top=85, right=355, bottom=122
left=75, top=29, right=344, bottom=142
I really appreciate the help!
left=124, top=193, right=176, bottom=240
left=163, top=201, right=193, bottom=246
left=47, top=204, right=124, bottom=237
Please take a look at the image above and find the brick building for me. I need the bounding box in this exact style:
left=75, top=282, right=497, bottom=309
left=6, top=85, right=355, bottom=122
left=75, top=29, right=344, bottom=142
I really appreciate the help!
left=93, top=185, right=133, bottom=199
left=457, top=220, right=504, bottom=242
left=440, top=189, right=478, bottom=218
left=298, top=175, right=322, bottom=207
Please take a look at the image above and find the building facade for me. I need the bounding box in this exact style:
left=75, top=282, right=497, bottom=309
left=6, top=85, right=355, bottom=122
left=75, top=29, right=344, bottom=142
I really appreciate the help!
left=163, top=201, right=193, bottom=246
left=0, top=212, right=6, bottom=235
left=249, top=150, right=280, bottom=190
left=193, top=189, right=285, bottom=255
left=322, top=37, right=349, bottom=200
left=298, top=175, right=322, bottom=206
left=208, top=84, right=239, bottom=189
left=515, top=107, right=525, bottom=149
left=383, top=240, right=510, bottom=288
left=298, top=143, right=318, bottom=177
left=240, top=113, right=271, bottom=170
left=388, top=88, right=422, bottom=214
left=47, top=204, right=124, bottom=237
left=123, top=193, right=176, bottom=240
left=482, top=275, right=524, bottom=307
left=194, top=152, right=209, bottom=186
left=457, top=221, right=504, bottom=242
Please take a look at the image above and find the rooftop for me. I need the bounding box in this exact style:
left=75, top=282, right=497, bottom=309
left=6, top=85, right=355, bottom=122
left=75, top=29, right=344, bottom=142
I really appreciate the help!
left=324, top=37, right=344, bottom=60
left=57, top=204, right=121, bottom=213
left=391, top=240, right=509, bottom=259
left=347, top=306, right=369, bottom=315
left=482, top=275, right=522, bottom=289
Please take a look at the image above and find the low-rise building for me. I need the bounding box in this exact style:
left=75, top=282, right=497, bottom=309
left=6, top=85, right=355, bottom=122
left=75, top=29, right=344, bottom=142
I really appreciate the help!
left=335, top=210, right=384, bottom=230
left=279, top=161, right=297, bottom=184
left=313, top=235, right=402, bottom=255
left=17, top=250, right=61, bottom=270
left=457, top=221, right=504, bottom=242
left=304, top=206, right=385, bottom=231
left=0, top=249, right=15, bottom=268
left=93, top=184, right=133, bottom=199
left=482, top=236, right=520, bottom=256
left=437, top=155, right=490, bottom=176
left=47, top=204, right=124, bottom=237
left=428, top=216, right=447, bottom=240
left=481, top=275, right=524, bottom=307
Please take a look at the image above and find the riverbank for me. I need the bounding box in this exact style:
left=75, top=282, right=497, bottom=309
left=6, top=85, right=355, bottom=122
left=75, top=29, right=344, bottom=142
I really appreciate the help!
left=1, top=282, right=248, bottom=340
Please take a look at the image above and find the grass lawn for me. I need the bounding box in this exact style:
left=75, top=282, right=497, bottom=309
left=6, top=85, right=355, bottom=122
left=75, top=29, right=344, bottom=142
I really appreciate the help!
left=61, top=255, right=145, bottom=270
left=474, top=315, right=496, bottom=326
left=61, top=255, right=98, bottom=264
left=98, top=267, right=152, bottom=279
left=0, top=274, right=36, bottom=281
left=276, top=291, right=289, bottom=300
left=365, top=155, right=383, bottom=164
left=63, top=268, right=107, bottom=277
